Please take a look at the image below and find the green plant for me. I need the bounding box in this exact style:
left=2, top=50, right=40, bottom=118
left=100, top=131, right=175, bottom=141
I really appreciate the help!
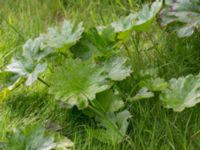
left=7, top=0, right=200, bottom=146
left=160, top=0, right=200, bottom=37
left=160, top=74, right=200, bottom=112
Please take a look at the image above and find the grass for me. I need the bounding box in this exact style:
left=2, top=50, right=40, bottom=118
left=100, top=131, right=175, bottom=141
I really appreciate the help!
left=0, top=0, right=200, bottom=149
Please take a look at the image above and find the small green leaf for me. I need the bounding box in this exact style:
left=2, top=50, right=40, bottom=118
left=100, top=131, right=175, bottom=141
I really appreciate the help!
left=132, top=87, right=154, bottom=101
left=98, top=26, right=116, bottom=42
left=0, top=71, right=20, bottom=90
left=92, top=90, right=124, bottom=113
left=139, top=77, right=168, bottom=92
left=88, top=110, right=131, bottom=143
left=160, top=74, right=200, bottom=112
left=113, top=110, right=131, bottom=135
left=0, top=71, right=22, bottom=101
left=103, top=56, right=132, bottom=81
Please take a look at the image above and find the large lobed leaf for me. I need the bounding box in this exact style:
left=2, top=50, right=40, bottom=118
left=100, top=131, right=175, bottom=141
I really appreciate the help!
left=6, top=58, right=47, bottom=86
left=111, top=0, right=162, bottom=39
left=49, top=59, right=111, bottom=109
left=41, top=20, right=84, bottom=49
left=160, top=0, right=200, bottom=37
left=5, top=36, right=52, bottom=86
left=160, top=74, right=200, bottom=112
left=49, top=55, right=132, bottom=109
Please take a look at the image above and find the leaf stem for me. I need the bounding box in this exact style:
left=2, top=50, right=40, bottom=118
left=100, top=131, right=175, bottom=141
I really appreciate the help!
left=37, top=77, right=50, bottom=87
left=123, top=43, right=136, bottom=73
